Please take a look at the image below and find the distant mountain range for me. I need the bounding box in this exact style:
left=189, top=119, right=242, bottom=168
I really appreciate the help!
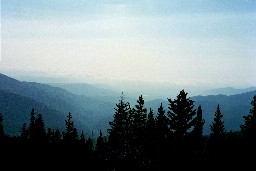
left=48, top=83, right=121, bottom=102
left=0, top=73, right=255, bottom=137
left=145, top=90, right=256, bottom=135
left=202, top=86, right=256, bottom=96
left=192, top=92, right=255, bottom=134
left=0, top=73, right=117, bottom=137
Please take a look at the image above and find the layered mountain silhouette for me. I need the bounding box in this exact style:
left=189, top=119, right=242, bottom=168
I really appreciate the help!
left=192, top=92, right=256, bottom=134
left=49, top=83, right=119, bottom=98
left=202, top=86, right=256, bottom=96
left=0, top=73, right=255, bottom=136
left=0, top=73, right=116, bottom=136
left=145, top=91, right=256, bottom=135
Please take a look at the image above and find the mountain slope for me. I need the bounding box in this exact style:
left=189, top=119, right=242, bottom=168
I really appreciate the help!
left=1, top=73, right=255, bottom=137
left=0, top=89, right=67, bottom=136
left=0, top=73, right=115, bottom=136
left=202, top=86, right=256, bottom=96
left=192, top=91, right=256, bottom=134
left=145, top=90, right=256, bottom=135
left=49, top=83, right=119, bottom=98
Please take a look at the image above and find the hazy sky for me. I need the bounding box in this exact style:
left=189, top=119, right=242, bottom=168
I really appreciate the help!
left=1, top=0, right=256, bottom=87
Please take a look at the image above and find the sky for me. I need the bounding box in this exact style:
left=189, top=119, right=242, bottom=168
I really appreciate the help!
left=1, top=0, right=256, bottom=88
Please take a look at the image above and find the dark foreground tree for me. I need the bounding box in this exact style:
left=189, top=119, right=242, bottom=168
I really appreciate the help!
left=155, top=103, right=169, bottom=169
left=206, top=104, right=226, bottom=161
left=28, top=108, right=36, bottom=142
left=63, top=112, right=78, bottom=144
left=130, top=95, right=147, bottom=168
left=155, top=103, right=169, bottom=142
left=108, top=92, right=132, bottom=170
left=210, top=104, right=225, bottom=139
left=240, top=96, right=256, bottom=141
left=167, top=89, right=197, bottom=161
left=240, top=96, right=256, bottom=159
left=34, top=114, right=47, bottom=144
left=168, top=90, right=197, bottom=140
left=189, top=105, right=205, bottom=155
left=95, top=130, right=108, bottom=170
left=144, top=108, right=156, bottom=169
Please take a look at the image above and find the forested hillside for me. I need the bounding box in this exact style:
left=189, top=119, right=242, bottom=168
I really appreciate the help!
left=0, top=73, right=116, bottom=136
left=1, top=90, right=256, bottom=170
left=1, top=73, right=255, bottom=138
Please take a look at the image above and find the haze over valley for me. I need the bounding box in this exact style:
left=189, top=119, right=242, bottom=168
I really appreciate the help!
left=1, top=1, right=256, bottom=169
left=0, top=73, right=255, bottom=137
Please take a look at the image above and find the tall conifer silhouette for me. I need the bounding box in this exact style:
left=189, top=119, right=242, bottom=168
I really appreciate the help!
left=168, top=90, right=197, bottom=140
left=108, top=92, right=131, bottom=162
left=240, top=96, right=256, bottom=141
left=210, top=104, right=225, bottom=138
left=167, top=89, right=197, bottom=164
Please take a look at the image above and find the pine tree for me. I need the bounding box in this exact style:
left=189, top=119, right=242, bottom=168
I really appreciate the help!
left=133, top=95, right=147, bottom=132
left=167, top=90, right=197, bottom=162
left=130, top=95, right=147, bottom=163
left=210, top=104, right=225, bottom=139
left=167, top=90, right=197, bottom=140
left=240, top=96, right=256, bottom=141
left=192, top=106, right=205, bottom=136
left=108, top=92, right=131, bottom=160
left=95, top=130, right=108, bottom=170
left=206, top=104, right=226, bottom=159
left=34, top=114, right=47, bottom=144
left=190, top=105, right=205, bottom=155
left=144, top=108, right=156, bottom=168
left=63, top=112, right=78, bottom=144
left=155, top=103, right=171, bottom=168
left=155, top=103, right=169, bottom=141
left=28, top=108, right=36, bottom=142
left=239, top=96, right=256, bottom=159
left=145, top=108, right=155, bottom=142
left=95, top=130, right=106, bottom=153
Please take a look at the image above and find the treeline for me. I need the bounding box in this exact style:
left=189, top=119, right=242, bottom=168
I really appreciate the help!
left=0, top=90, right=256, bottom=170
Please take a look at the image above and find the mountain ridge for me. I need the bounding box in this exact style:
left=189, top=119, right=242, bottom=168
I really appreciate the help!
left=0, top=73, right=115, bottom=137
left=145, top=90, right=256, bottom=134
left=202, top=86, right=256, bottom=96
left=0, top=73, right=255, bottom=136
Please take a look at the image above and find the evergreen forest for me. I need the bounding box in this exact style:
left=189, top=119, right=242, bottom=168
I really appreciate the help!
left=1, top=90, right=256, bottom=170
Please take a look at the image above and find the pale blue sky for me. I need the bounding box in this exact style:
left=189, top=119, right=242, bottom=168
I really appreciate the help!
left=1, top=0, right=256, bottom=87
